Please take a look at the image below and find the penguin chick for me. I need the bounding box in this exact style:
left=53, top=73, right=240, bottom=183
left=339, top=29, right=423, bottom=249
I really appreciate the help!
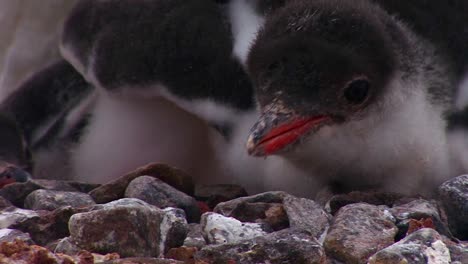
left=244, top=0, right=468, bottom=194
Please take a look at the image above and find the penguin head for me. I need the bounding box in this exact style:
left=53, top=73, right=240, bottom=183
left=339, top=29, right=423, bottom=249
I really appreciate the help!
left=246, top=0, right=399, bottom=156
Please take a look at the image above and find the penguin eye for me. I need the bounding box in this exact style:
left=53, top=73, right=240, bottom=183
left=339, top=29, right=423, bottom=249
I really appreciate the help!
left=344, top=79, right=370, bottom=104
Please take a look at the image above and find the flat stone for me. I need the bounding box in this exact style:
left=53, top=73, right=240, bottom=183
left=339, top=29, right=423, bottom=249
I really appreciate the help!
left=438, top=175, right=468, bottom=240
left=183, top=224, right=206, bottom=249
left=24, top=189, right=95, bottom=211
left=0, top=228, right=34, bottom=244
left=68, top=198, right=187, bottom=258
left=0, top=180, right=42, bottom=207
left=125, top=176, right=200, bottom=222
left=214, top=191, right=330, bottom=238
left=324, top=203, right=398, bottom=264
left=194, top=184, right=247, bottom=208
left=89, top=163, right=195, bottom=204
left=368, top=228, right=451, bottom=264
left=201, top=212, right=268, bottom=244
left=195, top=229, right=326, bottom=264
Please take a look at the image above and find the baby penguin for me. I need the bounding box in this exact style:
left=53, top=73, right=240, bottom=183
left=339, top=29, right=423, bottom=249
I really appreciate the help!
left=3, top=0, right=468, bottom=197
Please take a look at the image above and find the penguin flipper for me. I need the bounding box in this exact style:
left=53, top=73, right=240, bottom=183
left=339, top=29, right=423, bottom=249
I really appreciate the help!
left=60, top=0, right=254, bottom=125
left=0, top=60, right=94, bottom=151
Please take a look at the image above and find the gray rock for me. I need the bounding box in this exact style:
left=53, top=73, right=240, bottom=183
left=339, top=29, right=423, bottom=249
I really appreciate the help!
left=53, top=237, right=82, bottom=255
left=195, top=228, right=326, bottom=264
left=324, top=203, right=398, bottom=264
left=183, top=223, right=206, bottom=249
left=125, top=176, right=200, bottom=223
left=390, top=199, right=451, bottom=239
left=214, top=191, right=330, bottom=239
left=68, top=198, right=187, bottom=258
left=0, top=180, right=42, bottom=207
left=0, top=206, right=40, bottom=229
left=446, top=241, right=468, bottom=264
left=201, top=212, right=269, bottom=244
left=24, top=189, right=95, bottom=211
left=326, top=191, right=408, bottom=215
left=0, top=228, right=34, bottom=244
left=283, top=195, right=331, bottom=242
left=11, top=206, right=88, bottom=246
left=89, top=163, right=194, bottom=204
left=438, top=175, right=468, bottom=240
left=195, top=184, right=247, bottom=208
left=160, top=208, right=189, bottom=254
left=368, top=228, right=451, bottom=264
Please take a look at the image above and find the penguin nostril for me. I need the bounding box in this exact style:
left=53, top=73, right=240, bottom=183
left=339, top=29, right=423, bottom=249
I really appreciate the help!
left=344, top=79, right=370, bottom=104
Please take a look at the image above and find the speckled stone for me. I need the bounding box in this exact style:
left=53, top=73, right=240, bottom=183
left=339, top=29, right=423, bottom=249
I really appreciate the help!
left=438, top=175, right=468, bottom=240
left=324, top=203, right=398, bottom=264
left=201, top=212, right=269, bottom=244
left=368, top=228, right=451, bottom=264
left=24, top=189, right=95, bottom=211
left=68, top=198, right=187, bottom=257
left=195, top=228, right=326, bottom=264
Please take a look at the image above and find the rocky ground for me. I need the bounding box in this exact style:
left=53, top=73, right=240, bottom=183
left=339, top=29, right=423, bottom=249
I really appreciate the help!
left=0, top=163, right=466, bottom=264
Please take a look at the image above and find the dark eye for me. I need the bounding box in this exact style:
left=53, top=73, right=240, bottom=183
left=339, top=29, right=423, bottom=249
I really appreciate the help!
left=344, top=79, right=370, bottom=104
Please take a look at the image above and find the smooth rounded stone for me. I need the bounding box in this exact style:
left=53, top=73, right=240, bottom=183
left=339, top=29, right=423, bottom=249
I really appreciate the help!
left=438, top=175, right=468, bottom=240
left=0, top=207, right=40, bottom=229
left=368, top=228, right=451, bottom=264
left=68, top=198, right=187, bottom=258
left=89, top=163, right=195, bottom=204
left=11, top=206, right=88, bottom=246
left=194, top=184, right=248, bottom=208
left=183, top=223, right=206, bottom=249
left=0, top=228, right=34, bottom=244
left=390, top=199, right=451, bottom=239
left=201, top=212, right=269, bottom=244
left=324, top=203, right=398, bottom=264
left=125, top=176, right=200, bottom=223
left=24, top=189, right=96, bottom=211
left=31, top=179, right=101, bottom=193
left=0, top=180, right=42, bottom=207
left=214, top=191, right=330, bottom=238
left=195, top=228, right=326, bottom=264
left=326, top=191, right=408, bottom=215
